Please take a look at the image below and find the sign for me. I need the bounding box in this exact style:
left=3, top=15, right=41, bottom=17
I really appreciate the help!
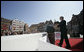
left=55, top=32, right=61, bottom=40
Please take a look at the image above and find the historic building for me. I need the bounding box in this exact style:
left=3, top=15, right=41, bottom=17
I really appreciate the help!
left=24, top=23, right=31, bottom=34
left=67, top=9, right=83, bottom=37
left=1, top=17, right=12, bottom=34
left=11, top=19, right=25, bottom=33
left=29, top=20, right=60, bottom=33
left=29, top=24, right=39, bottom=33
left=1, top=17, right=30, bottom=36
left=37, top=22, right=45, bottom=32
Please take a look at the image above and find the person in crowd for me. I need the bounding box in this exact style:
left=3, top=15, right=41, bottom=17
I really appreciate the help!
left=1, top=31, right=5, bottom=36
left=58, top=16, right=71, bottom=49
left=6, top=31, right=10, bottom=36
left=5, top=32, right=8, bottom=36
left=14, top=32, right=17, bottom=35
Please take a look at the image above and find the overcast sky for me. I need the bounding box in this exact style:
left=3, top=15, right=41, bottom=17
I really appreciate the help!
left=1, top=1, right=83, bottom=26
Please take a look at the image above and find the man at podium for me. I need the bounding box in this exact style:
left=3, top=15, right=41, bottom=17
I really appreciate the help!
left=58, top=16, right=71, bottom=49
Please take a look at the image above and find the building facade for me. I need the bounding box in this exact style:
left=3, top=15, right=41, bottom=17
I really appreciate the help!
left=29, top=24, right=39, bottom=33
left=29, top=20, right=60, bottom=33
left=11, top=19, right=25, bottom=33
left=1, top=17, right=12, bottom=35
left=37, top=22, right=45, bottom=32
left=67, top=9, right=83, bottom=37
left=24, top=24, right=31, bottom=34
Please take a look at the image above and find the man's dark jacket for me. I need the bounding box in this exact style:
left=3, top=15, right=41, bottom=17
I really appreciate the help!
left=59, top=20, right=67, bottom=37
left=59, top=20, right=67, bottom=32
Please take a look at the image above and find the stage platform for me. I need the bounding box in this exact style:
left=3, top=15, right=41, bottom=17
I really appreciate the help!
left=1, top=32, right=70, bottom=51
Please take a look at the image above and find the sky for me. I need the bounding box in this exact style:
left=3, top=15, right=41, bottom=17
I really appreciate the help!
left=1, top=1, right=83, bottom=26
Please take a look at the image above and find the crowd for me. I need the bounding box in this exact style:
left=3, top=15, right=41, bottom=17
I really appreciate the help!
left=1, top=30, right=24, bottom=36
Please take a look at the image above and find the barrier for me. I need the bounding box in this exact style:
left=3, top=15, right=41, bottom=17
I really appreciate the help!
left=1, top=33, right=42, bottom=51
left=1, top=32, right=70, bottom=51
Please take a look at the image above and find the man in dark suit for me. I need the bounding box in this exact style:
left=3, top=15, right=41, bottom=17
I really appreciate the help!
left=58, top=16, right=71, bottom=49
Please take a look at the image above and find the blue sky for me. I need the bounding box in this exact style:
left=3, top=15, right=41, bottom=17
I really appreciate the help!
left=1, top=1, right=83, bottom=26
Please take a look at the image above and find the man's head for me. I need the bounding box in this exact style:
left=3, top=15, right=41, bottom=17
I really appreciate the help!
left=60, top=16, right=64, bottom=21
